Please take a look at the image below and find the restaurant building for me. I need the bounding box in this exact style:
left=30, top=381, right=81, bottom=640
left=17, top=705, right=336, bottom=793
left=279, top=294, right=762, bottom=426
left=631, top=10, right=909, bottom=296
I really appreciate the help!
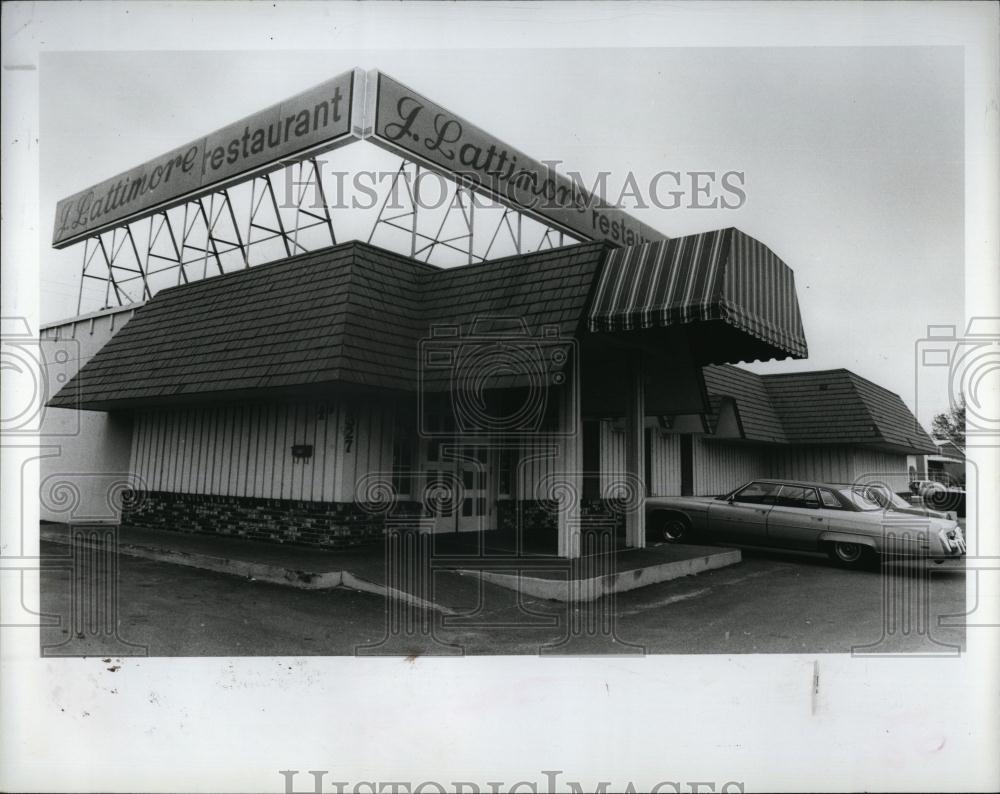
left=40, top=68, right=935, bottom=558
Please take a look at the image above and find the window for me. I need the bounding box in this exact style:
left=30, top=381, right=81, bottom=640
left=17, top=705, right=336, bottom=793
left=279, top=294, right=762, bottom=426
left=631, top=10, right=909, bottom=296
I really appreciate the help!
left=838, top=487, right=882, bottom=511
left=498, top=449, right=515, bottom=498
left=819, top=489, right=842, bottom=509
left=733, top=481, right=781, bottom=505
left=776, top=485, right=820, bottom=509
left=850, top=485, right=909, bottom=511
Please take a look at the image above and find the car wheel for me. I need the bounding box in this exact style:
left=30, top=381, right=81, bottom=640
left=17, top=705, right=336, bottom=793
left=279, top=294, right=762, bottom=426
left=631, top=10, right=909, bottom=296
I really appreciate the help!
left=653, top=513, right=691, bottom=544
left=826, top=541, right=873, bottom=569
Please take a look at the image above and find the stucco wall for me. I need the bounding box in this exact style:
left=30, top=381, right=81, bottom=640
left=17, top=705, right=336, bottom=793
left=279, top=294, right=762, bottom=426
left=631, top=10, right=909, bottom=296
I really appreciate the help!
left=39, top=307, right=139, bottom=523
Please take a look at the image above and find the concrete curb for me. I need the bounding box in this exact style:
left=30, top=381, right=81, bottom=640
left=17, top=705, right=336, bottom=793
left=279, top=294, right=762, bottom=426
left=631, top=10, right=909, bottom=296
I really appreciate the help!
left=341, top=571, right=456, bottom=615
left=461, top=548, right=742, bottom=602
left=39, top=528, right=454, bottom=613
left=41, top=528, right=345, bottom=589
left=40, top=528, right=739, bottom=608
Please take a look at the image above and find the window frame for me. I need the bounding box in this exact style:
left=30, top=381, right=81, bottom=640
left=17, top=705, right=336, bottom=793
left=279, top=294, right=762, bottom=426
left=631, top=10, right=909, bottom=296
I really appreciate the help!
left=818, top=488, right=844, bottom=509
left=731, top=481, right=782, bottom=505
left=775, top=484, right=821, bottom=509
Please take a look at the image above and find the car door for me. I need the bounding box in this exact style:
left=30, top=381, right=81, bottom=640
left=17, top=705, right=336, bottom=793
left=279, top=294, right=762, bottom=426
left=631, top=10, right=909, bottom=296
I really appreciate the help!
left=707, top=481, right=779, bottom=543
left=766, top=485, right=825, bottom=549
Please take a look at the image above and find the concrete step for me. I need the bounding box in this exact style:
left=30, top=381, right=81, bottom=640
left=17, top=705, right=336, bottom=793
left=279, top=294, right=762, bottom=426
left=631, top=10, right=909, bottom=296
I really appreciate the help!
left=463, top=545, right=742, bottom=602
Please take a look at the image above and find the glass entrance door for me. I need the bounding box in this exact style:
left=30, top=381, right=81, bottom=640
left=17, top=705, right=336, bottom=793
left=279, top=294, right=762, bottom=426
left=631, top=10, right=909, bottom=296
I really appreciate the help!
left=456, top=446, right=491, bottom=532
left=419, top=440, right=493, bottom=532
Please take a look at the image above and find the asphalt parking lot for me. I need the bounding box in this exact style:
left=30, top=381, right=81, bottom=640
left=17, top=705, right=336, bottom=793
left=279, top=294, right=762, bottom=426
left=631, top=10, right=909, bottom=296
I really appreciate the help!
left=38, top=539, right=967, bottom=657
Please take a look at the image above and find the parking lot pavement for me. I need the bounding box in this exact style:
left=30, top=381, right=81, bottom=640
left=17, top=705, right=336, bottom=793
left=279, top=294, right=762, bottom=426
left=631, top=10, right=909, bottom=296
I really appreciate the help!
left=604, top=547, right=966, bottom=655
left=39, top=540, right=966, bottom=657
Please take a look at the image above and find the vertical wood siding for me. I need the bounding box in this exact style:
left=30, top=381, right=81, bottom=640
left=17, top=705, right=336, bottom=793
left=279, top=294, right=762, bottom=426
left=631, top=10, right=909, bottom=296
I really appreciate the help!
left=767, top=445, right=855, bottom=484
left=845, top=449, right=910, bottom=491
left=767, top=447, right=909, bottom=490
left=130, top=392, right=914, bottom=510
left=514, top=433, right=563, bottom=501
left=511, top=380, right=582, bottom=504
left=647, top=431, right=682, bottom=496
left=598, top=420, right=627, bottom=495
left=131, top=397, right=396, bottom=503
left=693, top=438, right=766, bottom=496
left=687, top=442, right=911, bottom=495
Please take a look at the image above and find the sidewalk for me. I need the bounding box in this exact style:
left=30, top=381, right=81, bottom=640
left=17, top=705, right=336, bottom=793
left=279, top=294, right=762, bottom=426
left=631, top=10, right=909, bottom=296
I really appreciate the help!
left=39, top=522, right=506, bottom=614
left=39, top=522, right=742, bottom=609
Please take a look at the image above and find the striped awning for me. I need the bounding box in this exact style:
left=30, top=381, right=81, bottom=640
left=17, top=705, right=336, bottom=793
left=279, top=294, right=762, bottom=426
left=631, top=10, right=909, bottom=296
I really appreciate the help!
left=587, top=227, right=808, bottom=361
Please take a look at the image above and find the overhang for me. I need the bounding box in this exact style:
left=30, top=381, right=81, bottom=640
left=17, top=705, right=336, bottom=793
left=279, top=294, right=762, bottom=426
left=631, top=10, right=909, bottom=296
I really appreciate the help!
left=46, top=240, right=608, bottom=410
left=586, top=228, right=808, bottom=363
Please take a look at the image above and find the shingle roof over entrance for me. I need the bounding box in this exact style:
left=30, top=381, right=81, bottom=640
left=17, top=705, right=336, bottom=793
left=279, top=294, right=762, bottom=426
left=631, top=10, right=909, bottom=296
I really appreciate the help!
left=49, top=240, right=609, bottom=409
left=419, top=244, right=609, bottom=390
left=702, top=365, right=787, bottom=443
left=702, top=365, right=936, bottom=454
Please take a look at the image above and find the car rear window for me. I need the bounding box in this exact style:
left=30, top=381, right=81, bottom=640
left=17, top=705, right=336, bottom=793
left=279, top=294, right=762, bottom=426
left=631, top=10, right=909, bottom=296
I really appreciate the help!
left=776, top=485, right=820, bottom=508
left=839, top=488, right=882, bottom=510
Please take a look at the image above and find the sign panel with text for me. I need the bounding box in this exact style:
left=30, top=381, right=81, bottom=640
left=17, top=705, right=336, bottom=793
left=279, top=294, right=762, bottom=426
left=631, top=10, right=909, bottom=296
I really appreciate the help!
left=52, top=68, right=666, bottom=250
left=52, top=69, right=362, bottom=248
left=367, top=71, right=666, bottom=247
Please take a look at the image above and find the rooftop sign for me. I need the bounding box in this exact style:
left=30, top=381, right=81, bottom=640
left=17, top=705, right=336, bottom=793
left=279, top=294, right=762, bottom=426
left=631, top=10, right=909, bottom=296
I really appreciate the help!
left=53, top=68, right=666, bottom=249
left=366, top=71, right=665, bottom=248
left=52, top=69, right=362, bottom=248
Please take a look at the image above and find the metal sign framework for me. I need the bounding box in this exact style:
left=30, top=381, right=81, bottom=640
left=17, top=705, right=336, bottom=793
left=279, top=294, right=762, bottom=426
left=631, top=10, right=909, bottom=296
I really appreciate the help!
left=76, top=158, right=338, bottom=312
left=75, top=155, right=578, bottom=313
left=62, top=67, right=685, bottom=314
left=366, top=161, right=570, bottom=266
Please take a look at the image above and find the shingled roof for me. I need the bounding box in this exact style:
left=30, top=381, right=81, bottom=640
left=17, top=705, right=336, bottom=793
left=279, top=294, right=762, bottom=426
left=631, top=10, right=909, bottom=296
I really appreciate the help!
left=702, top=365, right=787, bottom=443
left=702, top=365, right=936, bottom=454
left=49, top=240, right=609, bottom=410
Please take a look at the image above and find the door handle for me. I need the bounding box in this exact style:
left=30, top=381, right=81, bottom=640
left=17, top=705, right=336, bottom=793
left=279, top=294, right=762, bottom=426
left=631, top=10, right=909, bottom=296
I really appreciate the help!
left=810, top=516, right=824, bottom=521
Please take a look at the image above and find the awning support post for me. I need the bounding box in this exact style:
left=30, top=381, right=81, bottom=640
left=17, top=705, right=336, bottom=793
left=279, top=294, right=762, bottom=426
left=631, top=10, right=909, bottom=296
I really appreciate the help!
left=624, top=348, right=646, bottom=548
left=557, top=348, right=583, bottom=559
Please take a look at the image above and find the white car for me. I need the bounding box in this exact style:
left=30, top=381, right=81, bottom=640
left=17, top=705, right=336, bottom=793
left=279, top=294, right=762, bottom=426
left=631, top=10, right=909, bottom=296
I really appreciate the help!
left=645, top=479, right=966, bottom=568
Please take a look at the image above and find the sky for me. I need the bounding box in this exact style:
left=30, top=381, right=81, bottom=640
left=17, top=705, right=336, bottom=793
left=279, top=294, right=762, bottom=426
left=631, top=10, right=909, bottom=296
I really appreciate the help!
left=39, top=46, right=964, bottom=427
